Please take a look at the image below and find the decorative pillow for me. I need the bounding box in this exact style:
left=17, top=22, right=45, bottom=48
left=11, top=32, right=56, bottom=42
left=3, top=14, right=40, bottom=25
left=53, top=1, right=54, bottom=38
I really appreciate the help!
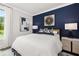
left=39, top=29, right=44, bottom=32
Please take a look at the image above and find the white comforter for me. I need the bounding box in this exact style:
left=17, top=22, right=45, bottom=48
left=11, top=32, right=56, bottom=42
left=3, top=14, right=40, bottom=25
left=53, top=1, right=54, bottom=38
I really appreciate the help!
left=12, top=34, right=62, bottom=56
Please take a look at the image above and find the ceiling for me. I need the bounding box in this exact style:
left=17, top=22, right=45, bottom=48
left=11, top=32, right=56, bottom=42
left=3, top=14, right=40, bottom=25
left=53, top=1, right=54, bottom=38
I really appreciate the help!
left=7, top=3, right=72, bottom=16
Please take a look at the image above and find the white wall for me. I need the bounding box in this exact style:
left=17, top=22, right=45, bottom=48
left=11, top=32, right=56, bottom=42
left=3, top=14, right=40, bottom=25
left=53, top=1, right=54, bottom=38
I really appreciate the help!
left=8, top=8, right=32, bottom=46
left=1, top=4, right=33, bottom=47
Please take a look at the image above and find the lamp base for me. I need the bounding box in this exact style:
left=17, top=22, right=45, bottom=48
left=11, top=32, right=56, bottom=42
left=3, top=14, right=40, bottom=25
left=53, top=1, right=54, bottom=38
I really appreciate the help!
left=68, top=30, right=73, bottom=38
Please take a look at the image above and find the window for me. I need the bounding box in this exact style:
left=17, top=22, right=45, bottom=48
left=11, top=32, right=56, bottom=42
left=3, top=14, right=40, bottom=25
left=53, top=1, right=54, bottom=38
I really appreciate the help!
left=0, top=4, right=12, bottom=49
left=0, top=9, right=5, bottom=39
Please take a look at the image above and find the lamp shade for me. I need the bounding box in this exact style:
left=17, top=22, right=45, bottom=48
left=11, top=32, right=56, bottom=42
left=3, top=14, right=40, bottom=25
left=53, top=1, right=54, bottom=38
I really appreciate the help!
left=65, top=23, right=77, bottom=30
left=33, top=25, right=38, bottom=29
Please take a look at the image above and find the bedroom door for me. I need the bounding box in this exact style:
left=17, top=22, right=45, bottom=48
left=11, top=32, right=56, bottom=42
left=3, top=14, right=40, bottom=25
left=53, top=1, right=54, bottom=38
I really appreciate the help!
left=0, top=4, right=11, bottom=49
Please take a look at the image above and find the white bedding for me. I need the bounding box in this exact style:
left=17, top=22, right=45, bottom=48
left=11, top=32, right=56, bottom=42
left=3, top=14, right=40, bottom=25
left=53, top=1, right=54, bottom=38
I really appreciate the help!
left=12, top=34, right=62, bottom=56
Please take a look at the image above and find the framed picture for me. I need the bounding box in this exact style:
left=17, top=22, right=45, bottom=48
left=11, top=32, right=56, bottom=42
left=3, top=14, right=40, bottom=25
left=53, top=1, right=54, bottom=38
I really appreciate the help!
left=20, top=17, right=29, bottom=32
left=44, top=15, right=55, bottom=26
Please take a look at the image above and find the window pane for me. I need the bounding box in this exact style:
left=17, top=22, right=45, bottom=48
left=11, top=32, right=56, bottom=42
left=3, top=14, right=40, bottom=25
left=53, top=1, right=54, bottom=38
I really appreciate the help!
left=0, top=9, right=5, bottom=39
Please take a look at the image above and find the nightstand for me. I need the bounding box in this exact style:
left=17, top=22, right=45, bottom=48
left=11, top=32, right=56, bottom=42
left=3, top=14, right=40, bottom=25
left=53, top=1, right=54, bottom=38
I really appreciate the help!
left=62, top=37, right=72, bottom=52
left=62, top=37, right=79, bottom=55
left=72, top=39, right=79, bottom=54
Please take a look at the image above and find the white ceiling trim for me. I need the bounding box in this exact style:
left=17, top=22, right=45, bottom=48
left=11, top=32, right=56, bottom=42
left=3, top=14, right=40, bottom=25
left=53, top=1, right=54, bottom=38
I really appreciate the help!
left=2, top=3, right=33, bottom=16
left=33, top=3, right=73, bottom=16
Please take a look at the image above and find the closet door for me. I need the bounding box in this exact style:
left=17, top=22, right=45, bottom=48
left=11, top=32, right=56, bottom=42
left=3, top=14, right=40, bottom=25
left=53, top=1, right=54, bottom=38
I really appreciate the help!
left=0, top=4, right=11, bottom=49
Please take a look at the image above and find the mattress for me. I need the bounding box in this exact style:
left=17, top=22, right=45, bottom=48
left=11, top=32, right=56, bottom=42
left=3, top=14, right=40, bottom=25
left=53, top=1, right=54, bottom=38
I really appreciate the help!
left=12, top=34, right=62, bottom=56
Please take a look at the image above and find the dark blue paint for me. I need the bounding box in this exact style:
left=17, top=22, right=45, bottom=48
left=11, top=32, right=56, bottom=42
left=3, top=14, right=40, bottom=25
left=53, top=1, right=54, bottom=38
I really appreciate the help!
left=33, top=3, right=79, bottom=38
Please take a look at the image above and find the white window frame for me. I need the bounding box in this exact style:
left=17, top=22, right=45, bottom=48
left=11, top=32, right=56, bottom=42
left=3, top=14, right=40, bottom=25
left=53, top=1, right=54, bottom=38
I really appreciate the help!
left=0, top=4, right=12, bottom=49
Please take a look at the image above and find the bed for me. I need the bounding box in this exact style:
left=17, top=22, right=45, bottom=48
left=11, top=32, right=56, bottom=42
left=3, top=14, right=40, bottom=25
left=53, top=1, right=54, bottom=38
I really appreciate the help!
left=11, top=32, right=62, bottom=56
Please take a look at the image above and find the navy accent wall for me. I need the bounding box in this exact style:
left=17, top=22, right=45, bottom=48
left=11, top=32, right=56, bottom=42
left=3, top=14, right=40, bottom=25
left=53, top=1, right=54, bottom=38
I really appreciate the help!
left=33, top=3, right=79, bottom=38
